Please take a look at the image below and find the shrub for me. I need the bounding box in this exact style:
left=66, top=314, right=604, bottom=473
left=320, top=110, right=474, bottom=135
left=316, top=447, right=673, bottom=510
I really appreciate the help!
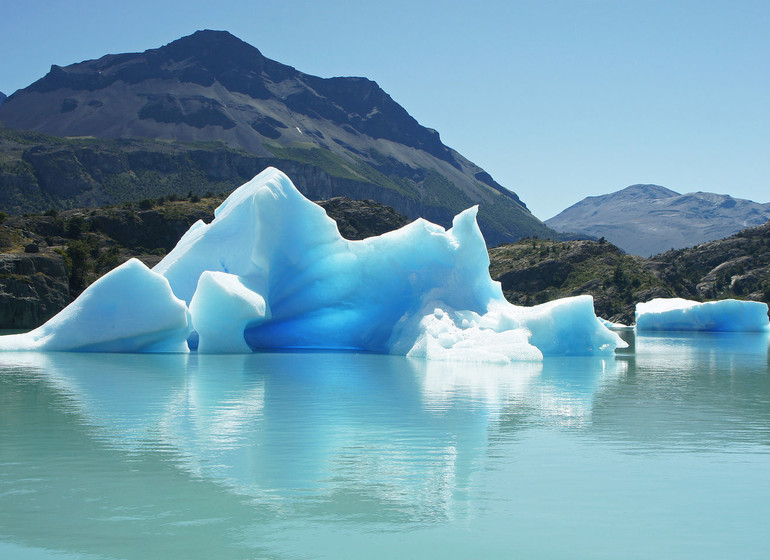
left=65, top=216, right=87, bottom=238
left=66, top=240, right=90, bottom=294
left=0, top=230, right=13, bottom=250
left=96, top=246, right=121, bottom=272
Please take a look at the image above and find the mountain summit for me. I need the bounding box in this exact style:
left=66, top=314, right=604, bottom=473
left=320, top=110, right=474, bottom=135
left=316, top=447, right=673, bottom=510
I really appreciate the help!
left=0, top=30, right=551, bottom=244
left=546, top=184, right=770, bottom=256
left=9, top=30, right=450, bottom=160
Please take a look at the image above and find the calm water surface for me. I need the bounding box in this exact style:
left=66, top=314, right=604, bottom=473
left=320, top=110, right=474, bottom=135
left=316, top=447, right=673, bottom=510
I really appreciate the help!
left=1, top=332, right=769, bottom=559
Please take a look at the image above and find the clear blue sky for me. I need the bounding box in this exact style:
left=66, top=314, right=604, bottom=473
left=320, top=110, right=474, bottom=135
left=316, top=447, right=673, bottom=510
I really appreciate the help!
left=2, top=0, right=768, bottom=220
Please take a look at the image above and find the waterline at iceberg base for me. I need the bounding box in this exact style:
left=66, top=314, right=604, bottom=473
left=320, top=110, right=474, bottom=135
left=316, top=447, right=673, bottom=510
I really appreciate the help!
left=0, top=168, right=625, bottom=361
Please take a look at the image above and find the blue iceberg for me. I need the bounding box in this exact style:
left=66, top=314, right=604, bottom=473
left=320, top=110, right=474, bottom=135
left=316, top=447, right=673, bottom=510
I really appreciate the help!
left=0, top=168, right=625, bottom=361
left=635, top=298, right=770, bottom=332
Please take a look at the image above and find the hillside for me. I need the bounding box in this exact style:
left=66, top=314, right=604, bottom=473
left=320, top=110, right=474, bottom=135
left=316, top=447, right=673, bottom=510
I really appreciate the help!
left=647, top=220, right=770, bottom=303
left=487, top=221, right=770, bottom=323
left=546, top=184, right=770, bottom=256
left=0, top=30, right=553, bottom=246
left=488, top=238, right=673, bottom=324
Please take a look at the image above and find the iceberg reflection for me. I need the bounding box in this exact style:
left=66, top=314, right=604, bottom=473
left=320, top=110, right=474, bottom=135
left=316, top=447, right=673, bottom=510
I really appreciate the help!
left=1, top=351, right=626, bottom=515
left=587, top=331, right=770, bottom=450
left=1, top=335, right=768, bottom=560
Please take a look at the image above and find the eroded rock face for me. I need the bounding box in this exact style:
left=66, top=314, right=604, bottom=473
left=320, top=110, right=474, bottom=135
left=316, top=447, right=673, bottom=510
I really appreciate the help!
left=0, top=253, right=70, bottom=329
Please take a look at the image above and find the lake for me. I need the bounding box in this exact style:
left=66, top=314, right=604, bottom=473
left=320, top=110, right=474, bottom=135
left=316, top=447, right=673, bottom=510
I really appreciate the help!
left=1, top=331, right=769, bottom=559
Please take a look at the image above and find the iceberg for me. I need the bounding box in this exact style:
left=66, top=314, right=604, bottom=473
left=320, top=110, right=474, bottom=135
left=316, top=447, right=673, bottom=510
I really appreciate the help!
left=635, top=298, right=770, bottom=332
left=0, top=168, right=625, bottom=361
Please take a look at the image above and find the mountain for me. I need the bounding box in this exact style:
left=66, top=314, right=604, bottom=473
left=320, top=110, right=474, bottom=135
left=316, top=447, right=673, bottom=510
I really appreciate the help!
left=0, top=92, right=6, bottom=106
left=0, top=30, right=553, bottom=246
left=546, top=184, right=770, bottom=256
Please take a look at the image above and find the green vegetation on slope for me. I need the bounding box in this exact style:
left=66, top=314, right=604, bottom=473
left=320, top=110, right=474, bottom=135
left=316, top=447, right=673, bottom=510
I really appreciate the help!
left=1, top=192, right=223, bottom=297
left=489, top=238, right=673, bottom=323
left=647, top=221, right=770, bottom=303
left=0, top=126, right=554, bottom=246
left=488, top=223, right=770, bottom=323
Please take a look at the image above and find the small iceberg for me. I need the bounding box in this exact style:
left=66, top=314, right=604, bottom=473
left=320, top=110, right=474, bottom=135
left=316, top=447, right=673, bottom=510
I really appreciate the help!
left=0, top=168, right=626, bottom=361
left=635, top=298, right=770, bottom=332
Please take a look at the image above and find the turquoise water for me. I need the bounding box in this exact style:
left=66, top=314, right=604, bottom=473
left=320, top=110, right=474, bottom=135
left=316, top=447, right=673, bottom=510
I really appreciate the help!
left=1, top=332, right=769, bottom=559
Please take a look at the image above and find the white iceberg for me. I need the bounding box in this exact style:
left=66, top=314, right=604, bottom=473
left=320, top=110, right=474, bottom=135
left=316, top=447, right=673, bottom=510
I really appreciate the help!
left=635, top=298, right=770, bottom=332
left=0, top=168, right=625, bottom=360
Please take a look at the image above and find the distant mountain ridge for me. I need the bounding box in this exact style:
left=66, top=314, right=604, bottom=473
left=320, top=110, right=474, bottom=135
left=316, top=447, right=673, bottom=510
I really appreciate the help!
left=0, top=91, right=6, bottom=106
left=546, top=184, right=770, bottom=256
left=0, top=30, right=552, bottom=245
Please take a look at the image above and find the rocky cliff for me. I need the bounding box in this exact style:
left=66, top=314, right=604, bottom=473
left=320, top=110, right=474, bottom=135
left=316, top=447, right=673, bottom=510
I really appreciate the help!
left=488, top=220, right=770, bottom=323
left=0, top=253, right=70, bottom=328
left=646, top=220, right=770, bottom=303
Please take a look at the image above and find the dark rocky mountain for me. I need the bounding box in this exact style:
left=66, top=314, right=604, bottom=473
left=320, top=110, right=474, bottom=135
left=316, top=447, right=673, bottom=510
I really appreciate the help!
left=319, top=197, right=409, bottom=240
left=0, top=30, right=553, bottom=246
left=0, top=252, right=69, bottom=328
left=0, top=92, right=6, bottom=106
left=546, top=184, right=770, bottom=256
